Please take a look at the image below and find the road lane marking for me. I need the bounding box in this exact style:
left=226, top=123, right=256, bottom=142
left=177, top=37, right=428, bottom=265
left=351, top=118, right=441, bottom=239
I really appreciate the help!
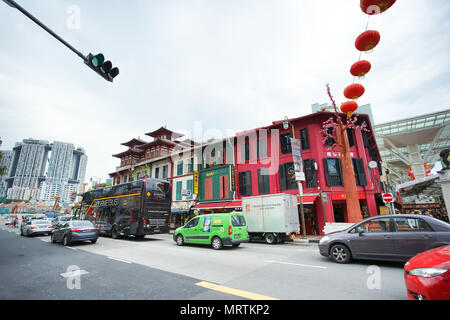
left=196, top=281, right=279, bottom=300
left=265, top=260, right=328, bottom=269
left=60, top=269, right=89, bottom=278
left=65, top=247, right=77, bottom=250
left=108, top=257, right=132, bottom=264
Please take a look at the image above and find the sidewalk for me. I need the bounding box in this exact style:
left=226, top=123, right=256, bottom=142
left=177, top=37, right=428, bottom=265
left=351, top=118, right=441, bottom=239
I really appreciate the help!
left=290, top=235, right=322, bottom=245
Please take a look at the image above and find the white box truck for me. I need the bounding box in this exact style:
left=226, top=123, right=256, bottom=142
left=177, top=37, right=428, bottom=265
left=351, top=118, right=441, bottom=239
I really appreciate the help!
left=242, top=193, right=300, bottom=244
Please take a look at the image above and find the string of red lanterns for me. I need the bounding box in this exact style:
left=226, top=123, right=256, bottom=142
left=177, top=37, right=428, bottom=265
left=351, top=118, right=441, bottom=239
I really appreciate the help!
left=340, top=0, right=397, bottom=117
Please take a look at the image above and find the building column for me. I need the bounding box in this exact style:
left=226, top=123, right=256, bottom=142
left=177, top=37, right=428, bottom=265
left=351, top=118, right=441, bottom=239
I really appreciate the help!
left=407, top=144, right=426, bottom=179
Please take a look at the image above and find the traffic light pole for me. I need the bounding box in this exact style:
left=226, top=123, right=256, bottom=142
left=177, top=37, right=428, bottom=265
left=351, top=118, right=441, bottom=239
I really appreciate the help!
left=4, top=0, right=120, bottom=82
left=3, top=0, right=87, bottom=61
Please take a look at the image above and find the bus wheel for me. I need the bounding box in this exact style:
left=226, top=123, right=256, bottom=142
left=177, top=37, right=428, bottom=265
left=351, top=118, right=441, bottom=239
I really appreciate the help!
left=111, top=226, right=119, bottom=239
left=176, top=234, right=184, bottom=246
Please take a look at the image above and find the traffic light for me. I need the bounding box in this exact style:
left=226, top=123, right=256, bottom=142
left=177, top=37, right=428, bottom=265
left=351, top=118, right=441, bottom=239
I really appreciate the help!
left=85, top=53, right=120, bottom=82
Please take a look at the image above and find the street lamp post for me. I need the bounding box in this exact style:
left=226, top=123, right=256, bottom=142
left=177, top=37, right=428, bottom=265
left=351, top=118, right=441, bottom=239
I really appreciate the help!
left=283, top=117, right=307, bottom=238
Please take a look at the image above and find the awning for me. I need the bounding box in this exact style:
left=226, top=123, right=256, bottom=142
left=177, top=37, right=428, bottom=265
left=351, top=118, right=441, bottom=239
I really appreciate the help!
left=192, top=201, right=242, bottom=210
left=297, top=195, right=318, bottom=205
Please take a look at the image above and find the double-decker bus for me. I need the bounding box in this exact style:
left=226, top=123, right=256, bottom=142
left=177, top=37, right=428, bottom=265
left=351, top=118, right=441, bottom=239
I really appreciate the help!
left=80, top=178, right=171, bottom=239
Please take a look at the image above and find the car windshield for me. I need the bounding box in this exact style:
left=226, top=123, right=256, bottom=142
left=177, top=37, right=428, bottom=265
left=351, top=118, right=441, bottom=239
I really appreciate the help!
left=231, top=215, right=246, bottom=227
left=71, top=221, right=94, bottom=228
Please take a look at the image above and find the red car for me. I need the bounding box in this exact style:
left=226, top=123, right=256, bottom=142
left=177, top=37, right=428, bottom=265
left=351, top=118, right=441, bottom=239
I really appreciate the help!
left=404, top=245, right=450, bottom=300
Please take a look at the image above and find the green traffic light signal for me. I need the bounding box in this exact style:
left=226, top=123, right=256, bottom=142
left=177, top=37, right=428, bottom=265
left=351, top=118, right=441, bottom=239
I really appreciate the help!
left=91, top=54, right=105, bottom=68
left=86, top=53, right=119, bottom=82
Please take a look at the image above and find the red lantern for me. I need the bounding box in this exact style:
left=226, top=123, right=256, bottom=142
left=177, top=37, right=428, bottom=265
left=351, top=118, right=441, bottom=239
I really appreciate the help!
left=355, top=30, right=381, bottom=52
left=344, top=83, right=365, bottom=100
left=340, top=101, right=358, bottom=117
left=350, top=60, right=371, bottom=78
left=360, top=0, right=396, bottom=15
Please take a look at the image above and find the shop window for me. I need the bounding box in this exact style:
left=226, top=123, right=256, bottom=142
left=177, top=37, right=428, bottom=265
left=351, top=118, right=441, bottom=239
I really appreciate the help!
left=239, top=171, right=252, bottom=196
left=324, top=158, right=343, bottom=187
left=280, top=133, right=293, bottom=154
left=279, top=162, right=297, bottom=190
left=324, top=128, right=335, bottom=147
left=303, top=159, right=317, bottom=188
left=352, top=158, right=367, bottom=186
left=258, top=168, right=270, bottom=195
left=347, top=128, right=355, bottom=147
left=241, top=138, right=250, bottom=162
left=300, top=128, right=310, bottom=150
left=257, top=137, right=268, bottom=158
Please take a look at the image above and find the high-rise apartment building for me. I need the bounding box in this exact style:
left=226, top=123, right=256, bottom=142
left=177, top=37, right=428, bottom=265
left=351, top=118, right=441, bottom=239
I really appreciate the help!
left=1, top=139, right=88, bottom=203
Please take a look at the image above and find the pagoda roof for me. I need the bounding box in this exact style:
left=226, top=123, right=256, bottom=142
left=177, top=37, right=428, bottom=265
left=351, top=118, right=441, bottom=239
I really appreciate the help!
left=112, top=147, right=144, bottom=158
left=145, top=126, right=184, bottom=140
left=139, top=138, right=177, bottom=149
left=121, top=138, right=147, bottom=148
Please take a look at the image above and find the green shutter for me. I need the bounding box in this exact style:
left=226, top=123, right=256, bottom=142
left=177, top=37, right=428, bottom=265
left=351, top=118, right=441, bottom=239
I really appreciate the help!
left=187, top=180, right=193, bottom=199
left=177, top=161, right=183, bottom=176
left=176, top=181, right=182, bottom=200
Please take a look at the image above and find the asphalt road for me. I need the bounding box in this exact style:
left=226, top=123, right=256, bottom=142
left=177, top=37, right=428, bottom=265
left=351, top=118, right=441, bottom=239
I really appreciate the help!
left=0, top=226, right=408, bottom=300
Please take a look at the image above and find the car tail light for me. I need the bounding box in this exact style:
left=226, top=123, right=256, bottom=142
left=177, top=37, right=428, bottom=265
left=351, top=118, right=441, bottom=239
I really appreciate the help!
left=228, top=225, right=233, bottom=235
left=71, top=229, right=82, bottom=232
left=92, top=228, right=99, bottom=231
left=31, top=226, right=37, bottom=230
left=49, top=225, right=53, bottom=228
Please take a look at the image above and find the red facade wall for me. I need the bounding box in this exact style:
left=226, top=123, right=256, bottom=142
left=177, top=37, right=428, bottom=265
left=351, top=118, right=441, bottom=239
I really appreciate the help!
left=234, top=112, right=383, bottom=234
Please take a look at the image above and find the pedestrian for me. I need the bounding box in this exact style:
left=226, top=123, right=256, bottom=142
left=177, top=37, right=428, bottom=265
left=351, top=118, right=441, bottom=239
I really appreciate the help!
left=312, top=219, right=318, bottom=236
left=13, top=217, right=18, bottom=228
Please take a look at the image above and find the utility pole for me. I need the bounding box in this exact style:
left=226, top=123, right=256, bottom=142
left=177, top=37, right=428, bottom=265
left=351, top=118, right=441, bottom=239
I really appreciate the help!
left=283, top=118, right=307, bottom=237
left=3, top=0, right=120, bottom=82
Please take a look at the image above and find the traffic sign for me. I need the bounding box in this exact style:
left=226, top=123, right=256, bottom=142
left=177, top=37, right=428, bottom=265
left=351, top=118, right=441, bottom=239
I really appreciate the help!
left=382, top=193, right=394, bottom=203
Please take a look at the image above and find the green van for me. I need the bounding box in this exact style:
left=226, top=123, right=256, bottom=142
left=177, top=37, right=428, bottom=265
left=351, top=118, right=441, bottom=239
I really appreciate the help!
left=173, top=213, right=249, bottom=250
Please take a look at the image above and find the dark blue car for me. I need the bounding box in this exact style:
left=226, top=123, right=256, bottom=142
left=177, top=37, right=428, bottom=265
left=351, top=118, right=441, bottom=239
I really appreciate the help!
left=51, top=220, right=99, bottom=246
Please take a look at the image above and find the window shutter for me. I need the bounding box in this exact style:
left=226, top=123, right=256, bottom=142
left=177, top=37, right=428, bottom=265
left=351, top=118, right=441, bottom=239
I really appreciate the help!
left=176, top=181, right=182, bottom=200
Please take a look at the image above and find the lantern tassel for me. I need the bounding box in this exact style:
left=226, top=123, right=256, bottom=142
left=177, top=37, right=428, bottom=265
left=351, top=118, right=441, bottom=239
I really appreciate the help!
left=347, top=112, right=353, bottom=118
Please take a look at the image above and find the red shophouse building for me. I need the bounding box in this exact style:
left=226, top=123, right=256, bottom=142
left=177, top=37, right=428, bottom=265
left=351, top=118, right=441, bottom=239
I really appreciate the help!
left=234, top=111, right=384, bottom=235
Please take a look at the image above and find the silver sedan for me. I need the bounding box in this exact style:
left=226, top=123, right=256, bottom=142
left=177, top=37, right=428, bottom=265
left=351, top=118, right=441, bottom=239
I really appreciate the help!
left=21, top=219, right=54, bottom=237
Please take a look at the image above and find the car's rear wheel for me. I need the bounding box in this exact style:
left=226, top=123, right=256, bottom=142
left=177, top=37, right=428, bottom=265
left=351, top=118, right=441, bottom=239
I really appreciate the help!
left=91, top=239, right=97, bottom=244
left=51, top=234, right=57, bottom=243
left=330, top=244, right=351, bottom=264
left=211, top=237, right=223, bottom=250
left=63, top=235, right=71, bottom=246
left=176, top=234, right=184, bottom=246
left=265, top=233, right=277, bottom=244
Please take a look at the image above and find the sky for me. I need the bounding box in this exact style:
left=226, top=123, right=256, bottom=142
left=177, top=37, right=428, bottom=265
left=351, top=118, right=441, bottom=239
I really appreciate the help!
left=1, top=0, right=449, bottom=182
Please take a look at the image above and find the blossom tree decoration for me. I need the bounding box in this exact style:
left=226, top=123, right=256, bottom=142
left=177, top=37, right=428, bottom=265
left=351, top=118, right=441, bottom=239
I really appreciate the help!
left=320, top=84, right=369, bottom=149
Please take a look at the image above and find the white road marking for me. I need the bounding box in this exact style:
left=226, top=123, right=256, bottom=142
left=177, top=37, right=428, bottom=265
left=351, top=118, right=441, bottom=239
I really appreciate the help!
left=65, top=247, right=77, bottom=250
left=60, top=269, right=89, bottom=278
left=108, top=257, right=132, bottom=264
left=265, top=260, right=328, bottom=269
